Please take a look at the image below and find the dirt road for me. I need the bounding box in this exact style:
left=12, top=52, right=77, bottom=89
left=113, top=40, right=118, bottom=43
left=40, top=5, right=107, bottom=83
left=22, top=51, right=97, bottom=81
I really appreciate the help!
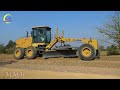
left=0, top=54, right=120, bottom=79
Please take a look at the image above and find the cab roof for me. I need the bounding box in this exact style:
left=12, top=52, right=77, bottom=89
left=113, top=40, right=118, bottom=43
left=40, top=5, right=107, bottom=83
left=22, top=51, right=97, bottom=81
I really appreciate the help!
left=32, top=26, right=51, bottom=29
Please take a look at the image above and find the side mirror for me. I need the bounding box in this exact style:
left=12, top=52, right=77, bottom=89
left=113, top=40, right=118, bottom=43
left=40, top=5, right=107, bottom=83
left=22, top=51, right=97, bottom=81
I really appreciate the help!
left=26, top=31, right=28, bottom=37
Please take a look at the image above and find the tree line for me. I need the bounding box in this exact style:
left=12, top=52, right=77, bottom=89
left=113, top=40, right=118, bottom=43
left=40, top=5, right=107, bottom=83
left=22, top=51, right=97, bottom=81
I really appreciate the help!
left=99, top=45, right=120, bottom=55
left=0, top=40, right=15, bottom=54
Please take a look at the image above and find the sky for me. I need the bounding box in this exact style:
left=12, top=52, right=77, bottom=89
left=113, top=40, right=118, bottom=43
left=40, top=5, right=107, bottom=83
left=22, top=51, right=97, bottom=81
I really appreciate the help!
left=0, top=11, right=114, bottom=47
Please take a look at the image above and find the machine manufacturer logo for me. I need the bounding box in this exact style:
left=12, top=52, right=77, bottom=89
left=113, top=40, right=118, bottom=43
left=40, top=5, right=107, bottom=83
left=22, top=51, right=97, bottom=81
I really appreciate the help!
left=3, top=14, right=12, bottom=24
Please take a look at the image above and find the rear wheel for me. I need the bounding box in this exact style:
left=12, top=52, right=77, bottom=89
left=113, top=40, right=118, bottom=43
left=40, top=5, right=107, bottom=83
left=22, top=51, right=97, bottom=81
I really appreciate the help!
left=25, top=46, right=37, bottom=59
left=14, top=47, right=25, bottom=60
left=78, top=44, right=96, bottom=61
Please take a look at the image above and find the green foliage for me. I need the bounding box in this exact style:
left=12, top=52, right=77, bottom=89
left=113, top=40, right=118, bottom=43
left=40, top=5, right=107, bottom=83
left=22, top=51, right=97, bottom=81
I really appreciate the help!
left=6, top=40, right=15, bottom=49
left=107, top=45, right=120, bottom=55
left=106, top=46, right=111, bottom=51
left=99, top=45, right=105, bottom=51
left=0, top=44, right=6, bottom=53
left=97, top=11, right=120, bottom=49
left=0, top=40, right=15, bottom=54
left=5, top=47, right=15, bottom=54
left=107, top=49, right=120, bottom=55
left=5, top=40, right=15, bottom=54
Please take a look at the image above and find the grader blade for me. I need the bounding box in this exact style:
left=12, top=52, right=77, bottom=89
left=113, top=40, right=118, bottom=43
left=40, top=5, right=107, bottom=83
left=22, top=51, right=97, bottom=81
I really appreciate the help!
left=43, top=50, right=78, bottom=59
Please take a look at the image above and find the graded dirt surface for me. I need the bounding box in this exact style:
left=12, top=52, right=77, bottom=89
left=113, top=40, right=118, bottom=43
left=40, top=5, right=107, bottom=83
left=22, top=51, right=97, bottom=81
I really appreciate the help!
left=0, top=54, right=120, bottom=79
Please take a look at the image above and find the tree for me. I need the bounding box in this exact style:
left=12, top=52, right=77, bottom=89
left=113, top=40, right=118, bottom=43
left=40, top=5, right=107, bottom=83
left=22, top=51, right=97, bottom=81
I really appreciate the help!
left=5, top=40, right=16, bottom=54
left=106, top=46, right=110, bottom=51
left=0, top=44, right=6, bottom=53
left=97, top=11, right=120, bottom=49
left=99, top=45, right=105, bottom=51
left=6, top=40, right=16, bottom=49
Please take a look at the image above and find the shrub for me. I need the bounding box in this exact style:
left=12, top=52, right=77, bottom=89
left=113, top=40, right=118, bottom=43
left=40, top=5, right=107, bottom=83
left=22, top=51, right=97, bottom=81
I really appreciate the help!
left=5, top=40, right=15, bottom=54
left=5, top=47, right=15, bottom=54
left=0, top=40, right=15, bottom=54
left=107, top=48, right=120, bottom=55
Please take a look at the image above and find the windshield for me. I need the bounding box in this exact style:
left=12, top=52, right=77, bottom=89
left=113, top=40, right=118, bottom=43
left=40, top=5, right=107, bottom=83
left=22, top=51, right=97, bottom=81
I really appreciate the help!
left=32, top=28, right=45, bottom=43
left=32, top=28, right=51, bottom=43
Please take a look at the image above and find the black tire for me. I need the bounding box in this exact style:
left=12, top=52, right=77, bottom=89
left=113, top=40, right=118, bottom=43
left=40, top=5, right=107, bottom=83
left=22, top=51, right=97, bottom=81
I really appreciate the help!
left=25, top=46, right=37, bottom=59
left=78, top=44, right=96, bottom=61
left=95, top=49, right=100, bottom=59
left=14, top=47, right=25, bottom=60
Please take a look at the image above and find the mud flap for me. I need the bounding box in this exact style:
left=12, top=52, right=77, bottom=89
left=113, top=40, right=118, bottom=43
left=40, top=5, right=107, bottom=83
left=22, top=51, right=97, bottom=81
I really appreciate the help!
left=43, top=50, right=78, bottom=59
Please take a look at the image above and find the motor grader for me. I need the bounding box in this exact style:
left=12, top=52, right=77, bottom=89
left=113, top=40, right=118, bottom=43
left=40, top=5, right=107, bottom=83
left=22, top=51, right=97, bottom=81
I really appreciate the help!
left=14, top=26, right=100, bottom=61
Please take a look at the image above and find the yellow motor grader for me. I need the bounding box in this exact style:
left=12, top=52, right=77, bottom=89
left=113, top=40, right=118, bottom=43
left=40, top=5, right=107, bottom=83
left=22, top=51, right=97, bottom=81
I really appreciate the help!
left=14, top=26, right=100, bottom=61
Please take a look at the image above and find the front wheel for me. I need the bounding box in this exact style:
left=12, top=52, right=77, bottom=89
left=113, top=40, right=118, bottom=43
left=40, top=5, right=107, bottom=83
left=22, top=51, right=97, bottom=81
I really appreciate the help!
left=78, top=44, right=96, bottom=61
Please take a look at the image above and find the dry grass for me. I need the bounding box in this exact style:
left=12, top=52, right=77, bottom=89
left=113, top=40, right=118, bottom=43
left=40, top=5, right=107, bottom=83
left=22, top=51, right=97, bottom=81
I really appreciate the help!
left=100, top=51, right=108, bottom=56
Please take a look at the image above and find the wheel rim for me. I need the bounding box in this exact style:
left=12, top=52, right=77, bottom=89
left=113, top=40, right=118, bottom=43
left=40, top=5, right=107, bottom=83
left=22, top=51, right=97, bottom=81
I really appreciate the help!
left=15, top=50, right=20, bottom=57
left=82, top=47, right=91, bottom=57
left=27, top=49, right=33, bottom=56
